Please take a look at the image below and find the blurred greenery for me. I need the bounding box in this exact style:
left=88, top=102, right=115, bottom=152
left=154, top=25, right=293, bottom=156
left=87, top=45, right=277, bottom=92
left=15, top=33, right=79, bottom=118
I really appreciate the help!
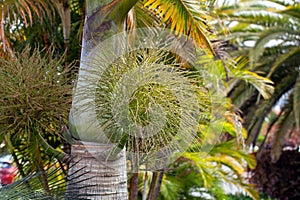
left=228, top=193, right=274, bottom=200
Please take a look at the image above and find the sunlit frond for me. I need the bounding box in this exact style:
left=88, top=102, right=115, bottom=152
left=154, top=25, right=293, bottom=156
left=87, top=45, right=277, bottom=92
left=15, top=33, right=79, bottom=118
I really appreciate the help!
left=143, top=0, right=215, bottom=54
left=217, top=0, right=300, bottom=156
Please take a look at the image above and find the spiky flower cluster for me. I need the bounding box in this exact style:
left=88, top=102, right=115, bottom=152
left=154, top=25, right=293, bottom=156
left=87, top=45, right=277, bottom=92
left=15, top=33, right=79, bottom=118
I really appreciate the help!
left=0, top=47, right=72, bottom=139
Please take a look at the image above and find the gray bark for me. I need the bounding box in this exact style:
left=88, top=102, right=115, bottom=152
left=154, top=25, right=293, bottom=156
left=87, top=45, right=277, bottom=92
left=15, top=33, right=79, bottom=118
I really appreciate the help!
left=66, top=142, right=127, bottom=200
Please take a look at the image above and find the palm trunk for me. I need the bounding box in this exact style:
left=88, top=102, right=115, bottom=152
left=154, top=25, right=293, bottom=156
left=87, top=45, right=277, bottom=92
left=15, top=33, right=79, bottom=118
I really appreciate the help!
left=67, top=0, right=138, bottom=199
left=56, top=0, right=71, bottom=50
left=129, top=172, right=139, bottom=200
left=66, top=142, right=127, bottom=199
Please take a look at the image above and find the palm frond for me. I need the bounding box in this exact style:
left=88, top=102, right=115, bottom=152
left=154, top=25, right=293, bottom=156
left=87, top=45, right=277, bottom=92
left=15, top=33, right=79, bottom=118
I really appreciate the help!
left=217, top=0, right=300, bottom=151
left=240, top=71, right=274, bottom=99
left=210, top=141, right=256, bottom=169
left=0, top=0, right=59, bottom=53
left=225, top=56, right=274, bottom=100
left=159, top=175, right=182, bottom=200
left=143, top=0, right=215, bottom=54
left=267, top=46, right=300, bottom=78
left=133, top=1, right=161, bottom=28
left=294, top=73, right=300, bottom=131
left=250, top=28, right=299, bottom=66
left=0, top=161, right=66, bottom=199
left=0, top=0, right=57, bottom=24
left=0, top=156, right=101, bottom=200
left=270, top=103, right=294, bottom=162
left=181, top=142, right=259, bottom=199
left=281, top=4, right=300, bottom=18
left=246, top=71, right=297, bottom=145
left=125, top=1, right=162, bottom=44
left=220, top=6, right=296, bottom=31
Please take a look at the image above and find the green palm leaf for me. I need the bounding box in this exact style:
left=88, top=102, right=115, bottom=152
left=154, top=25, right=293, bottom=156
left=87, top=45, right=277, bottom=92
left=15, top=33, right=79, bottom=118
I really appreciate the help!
left=250, top=28, right=300, bottom=67
left=267, top=46, right=300, bottom=78
left=133, top=1, right=161, bottom=28
left=281, top=4, right=300, bottom=18
left=217, top=0, right=300, bottom=151
left=240, top=71, right=274, bottom=99
left=143, top=0, right=215, bottom=54
left=294, top=73, right=300, bottom=131
left=225, top=56, right=274, bottom=100
left=0, top=157, right=97, bottom=200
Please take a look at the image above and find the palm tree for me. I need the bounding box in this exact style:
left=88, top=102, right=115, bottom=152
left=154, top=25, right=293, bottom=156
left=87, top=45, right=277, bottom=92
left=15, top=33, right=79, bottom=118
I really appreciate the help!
left=67, top=0, right=218, bottom=199
left=215, top=1, right=300, bottom=198
left=217, top=0, right=300, bottom=161
left=0, top=0, right=265, bottom=199
left=0, top=0, right=84, bottom=196
left=0, top=0, right=87, bottom=188
left=0, top=0, right=79, bottom=64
